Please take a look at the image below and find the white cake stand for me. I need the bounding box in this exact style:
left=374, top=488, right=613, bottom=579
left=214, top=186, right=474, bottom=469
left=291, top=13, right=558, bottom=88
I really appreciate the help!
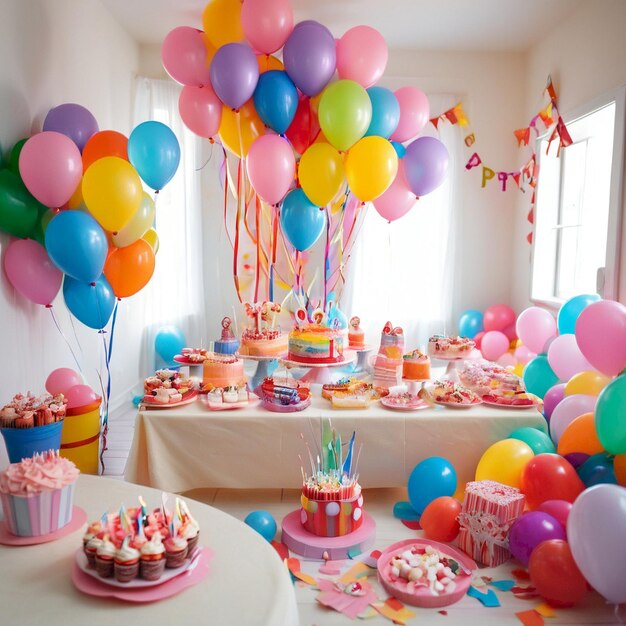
left=235, top=353, right=283, bottom=390
left=401, top=378, right=430, bottom=395
left=430, top=353, right=476, bottom=382
left=281, top=352, right=357, bottom=385
left=349, top=345, right=374, bottom=374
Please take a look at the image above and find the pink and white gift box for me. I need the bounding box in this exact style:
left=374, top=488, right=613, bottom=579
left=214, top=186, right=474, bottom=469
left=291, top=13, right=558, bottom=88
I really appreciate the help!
left=457, top=480, right=525, bottom=567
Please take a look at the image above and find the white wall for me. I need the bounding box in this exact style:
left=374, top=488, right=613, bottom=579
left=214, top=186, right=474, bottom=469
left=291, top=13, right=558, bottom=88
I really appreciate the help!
left=511, top=0, right=626, bottom=311
left=0, top=0, right=139, bottom=443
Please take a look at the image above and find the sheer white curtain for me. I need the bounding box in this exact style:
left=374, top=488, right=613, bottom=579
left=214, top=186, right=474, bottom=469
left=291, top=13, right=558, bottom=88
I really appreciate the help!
left=132, top=77, right=206, bottom=370
left=343, top=94, right=460, bottom=351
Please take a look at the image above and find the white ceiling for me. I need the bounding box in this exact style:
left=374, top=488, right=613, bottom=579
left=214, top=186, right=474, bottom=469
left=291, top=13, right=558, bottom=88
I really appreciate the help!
left=100, top=0, right=584, bottom=52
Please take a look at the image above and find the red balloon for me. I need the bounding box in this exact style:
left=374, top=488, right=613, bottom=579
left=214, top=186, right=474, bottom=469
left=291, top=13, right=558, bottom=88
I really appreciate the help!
left=473, top=331, right=485, bottom=350
left=419, top=496, right=461, bottom=542
left=537, top=500, right=572, bottom=530
left=521, top=454, right=585, bottom=509
left=529, top=540, right=588, bottom=607
left=285, top=93, right=321, bottom=155
left=484, top=304, right=516, bottom=332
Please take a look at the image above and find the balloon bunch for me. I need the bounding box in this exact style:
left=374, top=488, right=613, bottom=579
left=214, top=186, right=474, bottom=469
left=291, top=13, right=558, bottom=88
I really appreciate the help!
left=1, top=103, right=180, bottom=329
left=163, top=0, right=449, bottom=304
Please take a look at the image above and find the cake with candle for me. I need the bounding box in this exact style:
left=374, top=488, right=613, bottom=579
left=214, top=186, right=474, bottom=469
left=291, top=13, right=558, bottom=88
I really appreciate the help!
left=213, top=316, right=240, bottom=355
left=238, top=301, right=288, bottom=357
left=348, top=316, right=365, bottom=349
left=299, top=419, right=363, bottom=537
left=288, top=306, right=345, bottom=364
left=428, top=335, right=475, bottom=357
left=373, top=322, right=404, bottom=388
left=201, top=353, right=246, bottom=391
left=402, top=349, right=431, bottom=380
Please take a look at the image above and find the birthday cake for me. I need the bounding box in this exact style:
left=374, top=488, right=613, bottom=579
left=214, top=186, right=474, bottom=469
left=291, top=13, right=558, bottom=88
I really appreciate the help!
left=213, top=317, right=239, bottom=355
left=348, top=316, right=365, bottom=349
left=82, top=495, right=199, bottom=582
left=373, top=322, right=404, bottom=388
left=288, top=304, right=347, bottom=364
left=402, top=350, right=431, bottom=380
left=238, top=302, right=288, bottom=357
left=202, top=353, right=246, bottom=391
left=428, top=335, right=475, bottom=357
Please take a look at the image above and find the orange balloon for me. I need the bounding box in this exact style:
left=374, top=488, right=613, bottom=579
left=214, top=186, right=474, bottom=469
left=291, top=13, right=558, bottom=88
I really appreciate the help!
left=557, top=412, right=604, bottom=457
left=257, top=54, right=284, bottom=73
left=615, top=454, right=626, bottom=486
left=82, top=130, right=128, bottom=171
left=218, top=100, right=264, bottom=157
left=104, top=239, right=155, bottom=298
left=420, top=497, right=462, bottom=542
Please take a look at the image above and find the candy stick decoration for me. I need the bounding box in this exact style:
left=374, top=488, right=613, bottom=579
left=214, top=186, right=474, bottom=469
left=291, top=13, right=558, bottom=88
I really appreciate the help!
left=179, top=499, right=198, bottom=527
left=342, top=431, right=356, bottom=476
left=169, top=518, right=175, bottom=538
left=321, top=418, right=333, bottom=471
left=137, top=513, right=145, bottom=537
left=175, top=497, right=183, bottom=521
left=161, top=492, right=169, bottom=524
left=295, top=307, right=308, bottom=328
left=353, top=444, right=363, bottom=477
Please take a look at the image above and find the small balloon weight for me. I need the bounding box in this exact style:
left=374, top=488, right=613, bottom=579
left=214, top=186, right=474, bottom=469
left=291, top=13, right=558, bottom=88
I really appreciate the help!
left=407, top=457, right=457, bottom=515
left=458, top=310, right=483, bottom=339
left=244, top=510, right=277, bottom=542
left=63, top=274, right=115, bottom=330
left=508, top=511, right=566, bottom=566
left=280, top=188, right=325, bottom=252
left=474, top=439, right=534, bottom=489
left=419, top=497, right=461, bottom=543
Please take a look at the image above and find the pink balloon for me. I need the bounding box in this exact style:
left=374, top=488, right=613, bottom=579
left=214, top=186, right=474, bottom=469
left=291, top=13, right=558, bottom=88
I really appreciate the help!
left=516, top=306, right=557, bottom=355
left=246, top=135, right=295, bottom=205
left=484, top=304, right=516, bottom=331
left=389, top=87, right=429, bottom=143
left=64, top=384, right=100, bottom=410
left=575, top=299, right=626, bottom=376
left=538, top=500, right=572, bottom=531
left=547, top=334, right=593, bottom=381
left=241, top=0, right=293, bottom=54
left=45, top=368, right=83, bottom=396
left=336, top=25, right=388, bottom=89
left=178, top=85, right=222, bottom=138
left=372, top=160, right=417, bottom=222
left=550, top=394, right=597, bottom=443
left=503, top=322, right=518, bottom=342
left=497, top=352, right=516, bottom=368
left=19, top=132, right=82, bottom=208
left=474, top=331, right=485, bottom=350
left=543, top=383, right=566, bottom=421
left=480, top=330, right=510, bottom=361
left=3, top=239, right=62, bottom=306
left=514, top=345, right=536, bottom=365
left=162, top=26, right=212, bottom=87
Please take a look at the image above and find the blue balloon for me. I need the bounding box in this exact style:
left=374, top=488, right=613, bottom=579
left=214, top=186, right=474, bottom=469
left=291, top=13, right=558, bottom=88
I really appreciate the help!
left=509, top=427, right=555, bottom=455
left=392, top=501, right=420, bottom=521
left=280, top=188, right=326, bottom=251
left=128, top=121, right=180, bottom=190
left=558, top=293, right=601, bottom=335
left=365, top=86, right=400, bottom=138
left=407, top=457, right=457, bottom=514
left=244, top=510, right=277, bottom=542
left=391, top=141, right=406, bottom=158
left=155, top=325, right=186, bottom=362
left=253, top=70, right=298, bottom=135
left=458, top=309, right=484, bottom=339
left=45, top=211, right=107, bottom=283
left=523, top=355, right=560, bottom=399
left=578, top=453, right=617, bottom=487
left=63, top=274, right=115, bottom=329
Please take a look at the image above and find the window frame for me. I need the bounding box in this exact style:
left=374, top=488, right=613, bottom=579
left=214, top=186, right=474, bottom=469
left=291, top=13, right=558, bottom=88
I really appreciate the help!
left=530, top=86, right=626, bottom=309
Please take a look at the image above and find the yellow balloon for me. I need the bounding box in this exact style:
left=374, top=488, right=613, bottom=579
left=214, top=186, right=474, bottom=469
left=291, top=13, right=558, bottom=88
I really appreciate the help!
left=475, top=439, right=535, bottom=489
left=202, top=0, right=243, bottom=49
left=298, top=143, right=345, bottom=207
left=345, top=136, right=398, bottom=202
left=142, top=227, right=160, bottom=255
left=565, top=370, right=611, bottom=396
left=112, top=192, right=155, bottom=248
left=82, top=157, right=143, bottom=232
left=68, top=182, right=84, bottom=209
left=513, top=363, right=525, bottom=377
left=218, top=101, right=264, bottom=158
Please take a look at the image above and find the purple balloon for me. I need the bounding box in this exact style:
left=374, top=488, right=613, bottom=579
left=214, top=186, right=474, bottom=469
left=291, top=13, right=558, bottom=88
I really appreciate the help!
left=508, top=512, right=566, bottom=566
left=210, top=43, right=259, bottom=110
left=403, top=136, right=449, bottom=196
left=283, top=21, right=336, bottom=97
left=542, top=382, right=566, bottom=421
left=563, top=452, right=590, bottom=469
left=43, top=103, right=99, bottom=152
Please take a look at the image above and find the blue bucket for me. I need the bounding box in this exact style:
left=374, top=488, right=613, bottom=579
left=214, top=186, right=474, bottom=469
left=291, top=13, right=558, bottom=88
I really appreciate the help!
left=1, top=421, right=64, bottom=463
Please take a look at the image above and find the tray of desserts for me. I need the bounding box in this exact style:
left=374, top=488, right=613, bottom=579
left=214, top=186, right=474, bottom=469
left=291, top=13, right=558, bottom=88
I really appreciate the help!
left=201, top=387, right=259, bottom=411
left=381, top=393, right=430, bottom=411
left=142, top=370, right=197, bottom=408
left=481, top=391, right=542, bottom=409
left=419, top=380, right=482, bottom=409
left=174, top=348, right=210, bottom=364
left=255, top=377, right=311, bottom=412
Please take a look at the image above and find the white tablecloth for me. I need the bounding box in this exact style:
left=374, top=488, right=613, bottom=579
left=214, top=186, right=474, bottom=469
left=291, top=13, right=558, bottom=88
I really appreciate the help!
left=0, top=475, right=299, bottom=626
left=125, top=396, right=547, bottom=492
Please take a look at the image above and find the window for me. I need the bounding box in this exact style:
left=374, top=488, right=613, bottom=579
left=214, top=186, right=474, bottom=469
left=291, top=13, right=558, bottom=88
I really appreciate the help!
left=531, top=88, right=625, bottom=305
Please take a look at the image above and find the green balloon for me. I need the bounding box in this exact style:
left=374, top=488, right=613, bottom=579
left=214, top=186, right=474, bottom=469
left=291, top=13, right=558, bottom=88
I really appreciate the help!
left=8, top=138, right=28, bottom=175
left=29, top=207, right=55, bottom=245
left=318, top=80, right=372, bottom=152
left=0, top=169, right=44, bottom=237
left=509, top=426, right=555, bottom=455
left=595, top=374, right=626, bottom=455
left=523, top=355, right=560, bottom=399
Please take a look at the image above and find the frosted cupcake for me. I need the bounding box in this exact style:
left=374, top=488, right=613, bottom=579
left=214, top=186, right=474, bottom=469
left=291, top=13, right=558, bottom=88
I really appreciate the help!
left=180, top=520, right=200, bottom=554
left=114, top=537, right=141, bottom=583
left=85, top=536, right=103, bottom=568
left=164, top=534, right=188, bottom=568
left=95, top=537, right=116, bottom=578
left=140, top=532, right=166, bottom=581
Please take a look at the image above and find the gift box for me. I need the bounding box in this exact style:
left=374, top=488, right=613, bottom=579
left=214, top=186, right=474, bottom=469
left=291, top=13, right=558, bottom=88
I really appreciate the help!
left=457, top=480, right=525, bottom=567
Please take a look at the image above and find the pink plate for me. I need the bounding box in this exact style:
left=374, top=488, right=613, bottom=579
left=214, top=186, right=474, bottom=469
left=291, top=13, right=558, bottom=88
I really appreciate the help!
left=201, top=394, right=259, bottom=411
left=173, top=355, right=206, bottom=365
left=377, top=538, right=477, bottom=608
left=0, top=506, right=87, bottom=546
left=142, top=389, right=199, bottom=409
left=72, top=547, right=212, bottom=603
left=260, top=397, right=311, bottom=413
left=381, top=396, right=430, bottom=411
left=481, top=398, right=539, bottom=410
left=433, top=399, right=482, bottom=409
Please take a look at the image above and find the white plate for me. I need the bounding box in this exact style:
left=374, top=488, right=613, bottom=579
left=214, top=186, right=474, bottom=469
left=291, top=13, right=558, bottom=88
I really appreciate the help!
left=433, top=399, right=482, bottom=409
left=381, top=397, right=430, bottom=411
left=75, top=548, right=199, bottom=589
left=481, top=398, right=539, bottom=410
left=141, top=389, right=199, bottom=409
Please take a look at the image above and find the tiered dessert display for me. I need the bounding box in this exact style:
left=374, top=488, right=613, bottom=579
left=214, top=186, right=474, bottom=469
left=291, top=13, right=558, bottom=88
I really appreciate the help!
left=428, top=334, right=477, bottom=382
left=372, top=322, right=404, bottom=389
left=348, top=316, right=373, bottom=374
left=256, top=376, right=311, bottom=412
left=142, top=370, right=197, bottom=408
left=237, top=302, right=287, bottom=389
left=281, top=419, right=376, bottom=559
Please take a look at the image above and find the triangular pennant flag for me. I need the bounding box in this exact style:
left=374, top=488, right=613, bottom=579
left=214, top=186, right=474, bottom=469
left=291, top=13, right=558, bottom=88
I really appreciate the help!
left=512, top=173, right=521, bottom=187
left=464, top=132, right=475, bottom=147
left=527, top=231, right=533, bottom=245
left=527, top=208, right=534, bottom=224
left=514, top=128, right=531, bottom=147
left=430, top=117, right=441, bottom=129
left=444, top=107, right=458, bottom=125
left=453, top=103, right=469, bottom=127
left=556, top=115, right=573, bottom=147
left=545, top=75, right=558, bottom=104
left=538, top=103, right=554, bottom=127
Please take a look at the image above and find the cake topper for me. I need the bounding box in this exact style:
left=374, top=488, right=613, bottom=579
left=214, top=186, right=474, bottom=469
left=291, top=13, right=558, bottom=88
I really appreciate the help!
left=220, top=316, right=235, bottom=340
left=349, top=316, right=361, bottom=330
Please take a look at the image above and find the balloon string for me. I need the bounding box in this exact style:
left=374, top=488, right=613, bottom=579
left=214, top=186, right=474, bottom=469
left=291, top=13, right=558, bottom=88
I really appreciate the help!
left=67, top=313, right=85, bottom=370
left=324, top=205, right=331, bottom=309
left=222, top=148, right=234, bottom=249
left=270, top=205, right=278, bottom=301
left=254, top=194, right=261, bottom=302
left=232, top=158, right=243, bottom=302
left=614, top=604, right=624, bottom=624
left=48, top=308, right=82, bottom=373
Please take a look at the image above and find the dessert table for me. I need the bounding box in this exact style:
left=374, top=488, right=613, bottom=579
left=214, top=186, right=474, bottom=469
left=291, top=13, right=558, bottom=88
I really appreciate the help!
left=0, top=475, right=299, bottom=626
left=125, top=397, right=547, bottom=493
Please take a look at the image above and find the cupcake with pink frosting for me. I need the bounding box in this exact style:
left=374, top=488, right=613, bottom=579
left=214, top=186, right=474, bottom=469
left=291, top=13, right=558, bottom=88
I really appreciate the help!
left=164, top=534, right=188, bottom=568
left=0, top=450, right=79, bottom=537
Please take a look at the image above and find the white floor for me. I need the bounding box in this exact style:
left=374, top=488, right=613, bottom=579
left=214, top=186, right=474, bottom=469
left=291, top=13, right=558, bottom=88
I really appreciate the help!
left=102, top=407, right=622, bottom=626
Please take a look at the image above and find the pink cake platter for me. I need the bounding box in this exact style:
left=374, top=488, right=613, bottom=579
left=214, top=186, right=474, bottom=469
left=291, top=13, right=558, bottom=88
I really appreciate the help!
left=281, top=510, right=376, bottom=560
left=0, top=505, right=87, bottom=546
left=141, top=389, right=199, bottom=409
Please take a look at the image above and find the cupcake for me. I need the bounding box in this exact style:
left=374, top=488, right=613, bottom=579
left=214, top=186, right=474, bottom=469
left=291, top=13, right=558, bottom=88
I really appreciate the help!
left=131, top=534, right=148, bottom=551
left=114, top=537, right=141, bottom=583
left=140, top=532, right=166, bottom=581
left=180, top=521, right=200, bottom=554
left=95, top=537, right=116, bottom=578
left=164, top=534, right=188, bottom=568
left=85, top=536, right=103, bottom=568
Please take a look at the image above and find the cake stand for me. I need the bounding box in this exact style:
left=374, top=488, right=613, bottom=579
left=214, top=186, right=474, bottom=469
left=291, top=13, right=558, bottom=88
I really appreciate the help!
left=430, top=353, right=476, bottom=383
left=402, top=378, right=430, bottom=395
left=235, top=353, right=282, bottom=390
left=349, top=345, right=374, bottom=374
left=281, top=352, right=357, bottom=385
left=173, top=356, right=204, bottom=379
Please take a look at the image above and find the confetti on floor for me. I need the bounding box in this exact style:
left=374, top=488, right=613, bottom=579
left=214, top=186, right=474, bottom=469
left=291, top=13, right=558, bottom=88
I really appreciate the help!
left=534, top=603, right=557, bottom=618
left=516, top=609, right=545, bottom=626
left=318, top=560, right=343, bottom=575
left=489, top=579, right=516, bottom=591
left=512, top=568, right=531, bottom=581
left=467, top=586, right=501, bottom=607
